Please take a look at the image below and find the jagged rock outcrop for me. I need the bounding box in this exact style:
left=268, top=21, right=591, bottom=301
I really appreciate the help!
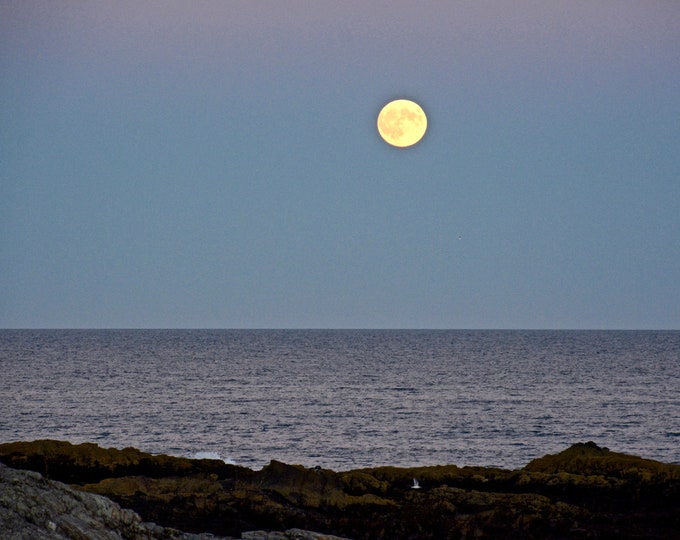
left=1, top=440, right=679, bottom=539
left=0, top=462, right=231, bottom=539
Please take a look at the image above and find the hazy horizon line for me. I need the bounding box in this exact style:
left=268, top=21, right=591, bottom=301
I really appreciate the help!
left=2, top=327, right=678, bottom=332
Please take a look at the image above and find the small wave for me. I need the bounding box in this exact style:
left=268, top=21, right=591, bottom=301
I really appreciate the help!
left=191, top=451, right=237, bottom=465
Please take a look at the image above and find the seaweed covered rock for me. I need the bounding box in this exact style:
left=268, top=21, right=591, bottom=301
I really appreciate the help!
left=393, top=486, right=587, bottom=540
left=0, top=440, right=251, bottom=485
left=1, top=440, right=679, bottom=539
left=517, top=441, right=680, bottom=535
left=79, top=461, right=395, bottom=537
left=256, top=461, right=394, bottom=509
left=525, top=441, right=680, bottom=480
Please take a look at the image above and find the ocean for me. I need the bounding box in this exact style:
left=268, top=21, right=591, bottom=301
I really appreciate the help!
left=1, top=330, right=678, bottom=471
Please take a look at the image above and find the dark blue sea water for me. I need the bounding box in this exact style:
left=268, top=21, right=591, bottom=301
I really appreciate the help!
left=1, top=330, right=678, bottom=471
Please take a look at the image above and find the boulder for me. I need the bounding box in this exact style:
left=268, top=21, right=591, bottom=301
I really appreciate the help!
left=0, top=462, right=232, bottom=539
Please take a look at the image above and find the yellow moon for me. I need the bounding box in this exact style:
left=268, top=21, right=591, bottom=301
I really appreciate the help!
left=377, top=99, right=427, bottom=148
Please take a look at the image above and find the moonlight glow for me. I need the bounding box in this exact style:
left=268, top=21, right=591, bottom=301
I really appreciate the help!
left=377, top=99, right=427, bottom=147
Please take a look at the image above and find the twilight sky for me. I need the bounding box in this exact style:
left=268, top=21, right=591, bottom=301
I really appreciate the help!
left=2, top=1, right=679, bottom=329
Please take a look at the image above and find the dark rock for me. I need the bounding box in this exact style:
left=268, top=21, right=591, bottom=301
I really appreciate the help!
left=0, top=462, right=233, bottom=539
left=1, top=440, right=679, bottom=539
left=241, top=529, right=351, bottom=540
left=524, top=440, right=679, bottom=479
left=0, top=439, right=251, bottom=485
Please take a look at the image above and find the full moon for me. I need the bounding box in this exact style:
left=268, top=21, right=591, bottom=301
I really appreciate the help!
left=377, top=99, right=427, bottom=148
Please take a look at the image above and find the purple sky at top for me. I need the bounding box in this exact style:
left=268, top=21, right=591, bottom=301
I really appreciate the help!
left=2, top=1, right=679, bottom=328
left=7, top=2, right=674, bottom=85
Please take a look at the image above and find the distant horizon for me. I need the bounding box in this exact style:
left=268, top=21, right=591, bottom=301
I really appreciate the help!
left=3, top=327, right=678, bottom=332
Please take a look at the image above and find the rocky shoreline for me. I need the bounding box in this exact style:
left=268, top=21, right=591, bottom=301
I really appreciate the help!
left=1, top=440, right=678, bottom=539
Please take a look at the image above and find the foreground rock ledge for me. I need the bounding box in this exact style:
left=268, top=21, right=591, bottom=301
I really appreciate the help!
left=1, top=440, right=679, bottom=539
left=0, top=462, right=223, bottom=539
